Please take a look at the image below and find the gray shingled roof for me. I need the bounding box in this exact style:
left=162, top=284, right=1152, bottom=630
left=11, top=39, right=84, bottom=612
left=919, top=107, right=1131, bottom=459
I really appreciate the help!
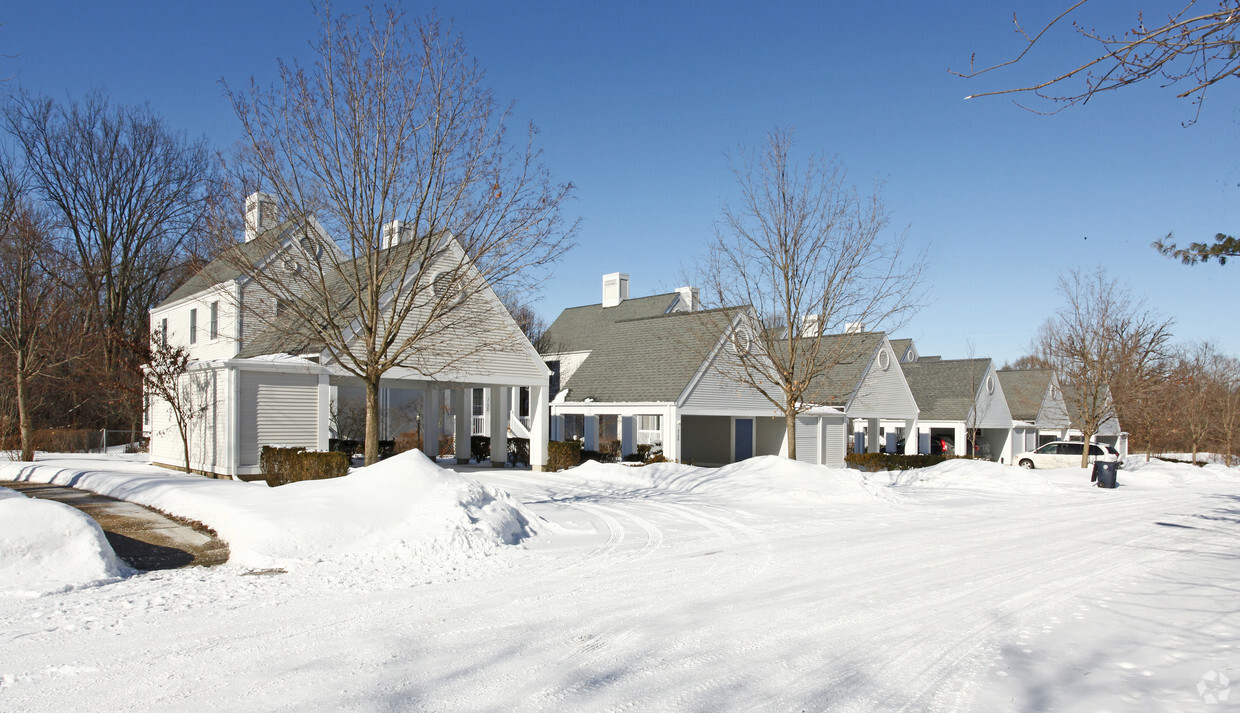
left=542, top=293, right=680, bottom=355
left=798, top=332, right=886, bottom=407
left=996, top=369, right=1053, bottom=422
left=157, top=223, right=295, bottom=307
left=901, top=358, right=993, bottom=421
left=562, top=307, right=741, bottom=403
left=889, top=338, right=913, bottom=361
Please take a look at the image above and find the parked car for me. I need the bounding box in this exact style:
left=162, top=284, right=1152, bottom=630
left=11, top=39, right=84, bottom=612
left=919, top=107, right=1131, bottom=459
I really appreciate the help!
left=1015, top=441, right=1121, bottom=469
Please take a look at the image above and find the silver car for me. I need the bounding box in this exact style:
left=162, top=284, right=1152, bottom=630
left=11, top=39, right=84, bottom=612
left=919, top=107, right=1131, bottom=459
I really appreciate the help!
left=1015, top=441, right=1121, bottom=469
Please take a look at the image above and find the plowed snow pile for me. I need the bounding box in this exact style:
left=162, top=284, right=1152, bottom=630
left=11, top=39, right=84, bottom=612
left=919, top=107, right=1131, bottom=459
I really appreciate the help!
left=886, top=458, right=1059, bottom=493
left=566, top=455, right=897, bottom=505
left=0, top=450, right=538, bottom=570
left=0, top=488, right=127, bottom=597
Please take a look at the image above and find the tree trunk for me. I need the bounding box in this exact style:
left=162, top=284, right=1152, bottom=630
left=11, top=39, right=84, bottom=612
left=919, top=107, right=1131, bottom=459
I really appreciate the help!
left=178, top=418, right=192, bottom=475
left=364, top=377, right=381, bottom=466
left=1080, top=431, right=1094, bottom=468
left=16, top=356, right=34, bottom=462
left=785, top=406, right=797, bottom=461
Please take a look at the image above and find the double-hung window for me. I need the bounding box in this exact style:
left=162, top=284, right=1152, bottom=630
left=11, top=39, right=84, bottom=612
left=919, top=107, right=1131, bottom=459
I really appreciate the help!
left=636, top=415, right=662, bottom=446
left=189, top=308, right=198, bottom=344
left=209, top=301, right=219, bottom=339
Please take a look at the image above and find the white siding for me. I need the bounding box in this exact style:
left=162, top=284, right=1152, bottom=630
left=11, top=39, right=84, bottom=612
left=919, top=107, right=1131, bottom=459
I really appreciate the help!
left=150, top=284, right=241, bottom=362
left=681, top=344, right=782, bottom=415
left=849, top=344, right=918, bottom=420
left=795, top=417, right=820, bottom=465
left=822, top=417, right=846, bottom=468
left=973, top=365, right=1014, bottom=429
left=238, top=371, right=319, bottom=467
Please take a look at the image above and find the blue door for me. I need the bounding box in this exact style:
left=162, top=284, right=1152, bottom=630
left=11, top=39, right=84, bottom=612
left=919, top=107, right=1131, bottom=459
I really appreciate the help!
left=734, top=418, right=754, bottom=461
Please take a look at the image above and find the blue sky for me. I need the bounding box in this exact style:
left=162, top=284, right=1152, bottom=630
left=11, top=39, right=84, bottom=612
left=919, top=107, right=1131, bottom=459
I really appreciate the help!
left=4, top=1, right=1237, bottom=364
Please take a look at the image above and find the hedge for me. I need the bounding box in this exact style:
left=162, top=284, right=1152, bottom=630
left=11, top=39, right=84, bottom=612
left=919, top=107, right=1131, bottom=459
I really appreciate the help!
left=844, top=452, right=972, bottom=471
left=547, top=440, right=582, bottom=471
left=261, top=446, right=350, bottom=487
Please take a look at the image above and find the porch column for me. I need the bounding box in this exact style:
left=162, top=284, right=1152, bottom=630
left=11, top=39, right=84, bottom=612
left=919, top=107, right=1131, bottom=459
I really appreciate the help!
left=903, top=418, right=918, bottom=455
left=423, top=386, right=442, bottom=459
left=584, top=415, right=599, bottom=451
left=867, top=418, right=881, bottom=453
left=530, top=385, right=549, bottom=471
left=317, top=372, right=331, bottom=452
left=620, top=415, right=636, bottom=457
left=954, top=424, right=967, bottom=456
left=488, top=386, right=509, bottom=467
left=452, top=388, right=470, bottom=464
left=670, top=413, right=681, bottom=462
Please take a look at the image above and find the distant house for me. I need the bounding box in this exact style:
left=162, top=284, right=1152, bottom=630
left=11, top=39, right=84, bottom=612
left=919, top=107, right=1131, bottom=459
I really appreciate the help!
left=146, top=193, right=550, bottom=478
left=898, top=357, right=1014, bottom=461
left=795, top=331, right=919, bottom=464
left=997, top=369, right=1125, bottom=455
left=542, top=274, right=791, bottom=465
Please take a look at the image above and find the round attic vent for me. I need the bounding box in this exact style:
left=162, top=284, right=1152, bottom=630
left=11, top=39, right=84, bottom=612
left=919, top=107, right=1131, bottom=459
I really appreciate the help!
left=878, top=348, right=891, bottom=371
left=986, top=374, right=995, bottom=394
left=731, top=328, right=752, bottom=355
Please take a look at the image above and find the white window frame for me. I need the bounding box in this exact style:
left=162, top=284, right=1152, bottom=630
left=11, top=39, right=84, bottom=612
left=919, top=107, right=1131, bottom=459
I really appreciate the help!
left=209, top=301, right=219, bottom=340
left=636, top=415, right=662, bottom=446
left=189, top=308, right=198, bottom=344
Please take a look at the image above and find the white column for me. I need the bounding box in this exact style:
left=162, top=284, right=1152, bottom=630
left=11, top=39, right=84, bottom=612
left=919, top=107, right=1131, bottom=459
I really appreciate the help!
left=954, top=424, right=967, bottom=456
left=530, top=385, right=549, bottom=471
left=317, top=372, right=331, bottom=452
left=670, top=412, right=681, bottom=462
left=867, top=418, right=881, bottom=453
left=584, top=415, right=599, bottom=451
left=621, top=415, right=636, bottom=457
left=452, top=388, right=470, bottom=464
left=488, top=386, right=509, bottom=467
left=423, top=386, right=442, bottom=459
left=903, top=418, right=918, bottom=455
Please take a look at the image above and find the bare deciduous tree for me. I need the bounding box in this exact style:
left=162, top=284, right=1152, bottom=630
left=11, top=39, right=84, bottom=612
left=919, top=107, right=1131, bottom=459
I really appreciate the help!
left=142, top=335, right=210, bottom=475
left=3, top=90, right=221, bottom=429
left=954, top=1, right=1240, bottom=122
left=1035, top=268, right=1175, bottom=466
left=221, top=6, right=574, bottom=464
left=0, top=166, right=79, bottom=461
left=693, top=128, right=923, bottom=459
left=1211, top=354, right=1240, bottom=466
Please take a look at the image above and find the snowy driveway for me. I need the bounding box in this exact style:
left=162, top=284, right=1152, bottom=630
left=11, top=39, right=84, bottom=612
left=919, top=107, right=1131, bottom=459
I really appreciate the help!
left=2, top=457, right=1238, bottom=712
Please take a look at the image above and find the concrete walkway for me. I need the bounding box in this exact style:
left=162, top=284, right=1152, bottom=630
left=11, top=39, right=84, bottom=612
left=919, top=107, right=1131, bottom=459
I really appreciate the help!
left=1, top=480, right=229, bottom=570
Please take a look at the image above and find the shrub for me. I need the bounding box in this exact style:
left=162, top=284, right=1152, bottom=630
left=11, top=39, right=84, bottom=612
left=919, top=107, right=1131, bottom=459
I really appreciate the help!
left=471, top=435, right=491, bottom=462
left=547, top=440, right=582, bottom=471
left=600, top=439, right=621, bottom=462
left=395, top=431, right=422, bottom=454
left=508, top=437, right=530, bottom=465
left=261, top=445, right=350, bottom=487
left=439, top=435, right=454, bottom=458
left=328, top=438, right=362, bottom=456
left=845, top=452, right=967, bottom=471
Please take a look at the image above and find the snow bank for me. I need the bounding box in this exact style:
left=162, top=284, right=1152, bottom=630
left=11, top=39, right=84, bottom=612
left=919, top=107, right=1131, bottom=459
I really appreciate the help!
left=565, top=456, right=896, bottom=506
left=0, top=451, right=538, bottom=570
left=0, top=487, right=127, bottom=597
left=1114, top=457, right=1240, bottom=490
left=887, top=459, right=1059, bottom=494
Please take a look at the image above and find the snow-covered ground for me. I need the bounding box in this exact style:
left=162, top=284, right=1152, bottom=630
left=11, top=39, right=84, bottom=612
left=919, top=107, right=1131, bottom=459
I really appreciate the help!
left=1, top=453, right=1237, bottom=711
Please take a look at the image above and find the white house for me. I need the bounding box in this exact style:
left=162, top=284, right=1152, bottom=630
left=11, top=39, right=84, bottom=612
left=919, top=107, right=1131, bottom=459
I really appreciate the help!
left=997, top=369, right=1126, bottom=456
left=543, top=276, right=790, bottom=465
left=146, top=193, right=550, bottom=479
left=897, top=357, right=1015, bottom=462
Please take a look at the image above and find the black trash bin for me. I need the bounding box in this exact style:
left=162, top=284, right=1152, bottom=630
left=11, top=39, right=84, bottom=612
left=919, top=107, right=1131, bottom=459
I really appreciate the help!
left=1092, top=460, right=1117, bottom=488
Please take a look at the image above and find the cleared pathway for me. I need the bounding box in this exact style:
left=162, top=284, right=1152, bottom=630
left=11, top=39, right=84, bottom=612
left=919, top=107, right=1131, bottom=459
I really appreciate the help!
left=0, top=480, right=229, bottom=570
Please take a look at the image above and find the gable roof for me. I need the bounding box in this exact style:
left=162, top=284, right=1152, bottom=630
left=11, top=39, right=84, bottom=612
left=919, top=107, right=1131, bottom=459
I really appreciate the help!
left=542, top=293, right=681, bottom=355
left=561, top=307, right=742, bottom=403
left=996, top=369, right=1054, bottom=422
left=157, top=223, right=297, bottom=307
left=798, top=332, right=887, bottom=408
left=889, top=338, right=914, bottom=362
left=901, top=358, right=995, bottom=421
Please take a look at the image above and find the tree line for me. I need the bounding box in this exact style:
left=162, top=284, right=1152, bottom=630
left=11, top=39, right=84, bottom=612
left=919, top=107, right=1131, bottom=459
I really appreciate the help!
left=0, top=91, right=221, bottom=459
